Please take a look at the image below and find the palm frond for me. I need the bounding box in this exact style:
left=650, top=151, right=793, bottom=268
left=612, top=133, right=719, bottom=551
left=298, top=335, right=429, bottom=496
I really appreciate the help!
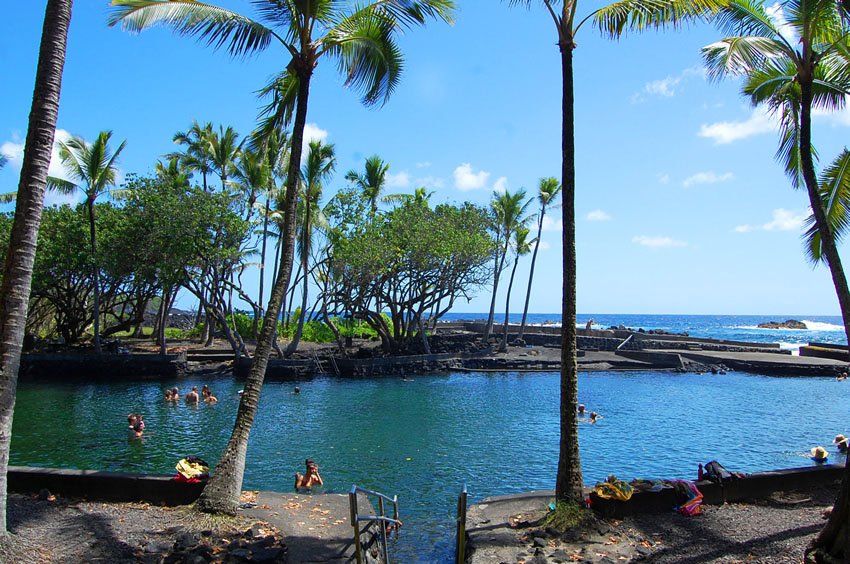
left=109, top=0, right=276, bottom=58
left=256, top=70, right=300, bottom=133
left=712, top=0, right=786, bottom=39
left=324, top=7, right=403, bottom=106
left=702, top=36, right=790, bottom=80
left=45, top=176, right=79, bottom=195
left=378, top=0, right=455, bottom=28
left=804, top=149, right=850, bottom=264
left=0, top=191, right=18, bottom=204
left=593, top=0, right=725, bottom=38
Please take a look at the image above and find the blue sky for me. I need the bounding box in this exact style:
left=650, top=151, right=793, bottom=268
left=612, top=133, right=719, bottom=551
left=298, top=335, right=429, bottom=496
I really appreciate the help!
left=2, top=1, right=849, bottom=316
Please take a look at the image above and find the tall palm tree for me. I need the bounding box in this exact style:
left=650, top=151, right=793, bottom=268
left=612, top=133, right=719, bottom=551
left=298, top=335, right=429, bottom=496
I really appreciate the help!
left=110, top=0, right=454, bottom=515
left=47, top=131, right=126, bottom=355
left=500, top=225, right=533, bottom=352
left=285, top=140, right=336, bottom=355
left=518, top=177, right=561, bottom=341
left=507, top=0, right=723, bottom=503
left=345, top=155, right=391, bottom=214
left=701, top=0, right=850, bottom=558
left=172, top=120, right=214, bottom=191
left=484, top=188, right=532, bottom=341
left=0, top=0, right=73, bottom=532
left=209, top=124, right=243, bottom=192
left=231, top=146, right=270, bottom=222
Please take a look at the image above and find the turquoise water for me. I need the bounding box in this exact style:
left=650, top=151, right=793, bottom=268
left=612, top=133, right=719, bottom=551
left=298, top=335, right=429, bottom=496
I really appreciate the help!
left=10, top=370, right=850, bottom=562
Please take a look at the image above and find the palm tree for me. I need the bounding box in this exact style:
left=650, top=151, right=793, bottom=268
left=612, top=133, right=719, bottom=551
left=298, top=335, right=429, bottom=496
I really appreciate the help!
left=209, top=124, right=243, bottom=193
left=285, top=140, right=336, bottom=355
left=507, top=0, right=723, bottom=503
left=518, top=177, right=561, bottom=341
left=484, top=189, right=532, bottom=341
left=231, top=147, right=270, bottom=222
left=172, top=120, right=214, bottom=191
left=47, top=131, right=126, bottom=355
left=500, top=225, right=534, bottom=352
left=701, top=0, right=850, bottom=558
left=345, top=155, right=391, bottom=214
left=110, top=0, right=454, bottom=515
left=0, top=0, right=73, bottom=533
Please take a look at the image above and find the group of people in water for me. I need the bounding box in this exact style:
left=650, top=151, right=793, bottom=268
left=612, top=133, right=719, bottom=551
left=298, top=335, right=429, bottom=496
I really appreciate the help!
left=578, top=403, right=601, bottom=424
left=163, top=384, right=218, bottom=404
left=127, top=413, right=145, bottom=437
left=810, top=433, right=849, bottom=462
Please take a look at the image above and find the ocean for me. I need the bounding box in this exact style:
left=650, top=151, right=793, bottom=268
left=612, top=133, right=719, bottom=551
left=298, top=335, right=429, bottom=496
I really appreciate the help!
left=439, top=312, right=847, bottom=353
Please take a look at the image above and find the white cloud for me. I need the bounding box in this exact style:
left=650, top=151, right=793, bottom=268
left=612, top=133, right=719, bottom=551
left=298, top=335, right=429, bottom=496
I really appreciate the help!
left=734, top=208, right=807, bottom=233
left=453, top=163, right=490, bottom=191
left=698, top=108, right=776, bottom=144
left=386, top=171, right=410, bottom=188
left=415, top=161, right=431, bottom=168
left=535, top=240, right=551, bottom=251
left=657, top=173, right=670, bottom=185
left=632, top=235, right=687, bottom=248
left=492, top=176, right=509, bottom=194
left=765, top=2, right=797, bottom=44
left=813, top=103, right=850, bottom=127
left=2, top=129, right=81, bottom=206
left=631, top=66, right=704, bottom=103
left=415, top=175, right=446, bottom=190
left=586, top=209, right=611, bottom=222
left=302, top=123, right=328, bottom=143
left=541, top=215, right=563, bottom=232
left=682, top=171, right=735, bottom=188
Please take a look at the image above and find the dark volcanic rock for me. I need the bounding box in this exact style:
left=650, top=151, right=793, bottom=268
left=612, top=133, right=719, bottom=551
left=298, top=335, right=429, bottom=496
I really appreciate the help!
left=758, top=319, right=807, bottom=329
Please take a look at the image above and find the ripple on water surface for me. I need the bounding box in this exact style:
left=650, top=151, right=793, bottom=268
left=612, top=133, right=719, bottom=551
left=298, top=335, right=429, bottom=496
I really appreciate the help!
left=11, top=370, right=850, bottom=562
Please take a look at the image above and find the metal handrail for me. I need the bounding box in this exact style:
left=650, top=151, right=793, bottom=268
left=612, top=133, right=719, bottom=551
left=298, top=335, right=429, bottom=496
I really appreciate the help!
left=455, top=484, right=468, bottom=564
left=616, top=334, right=633, bottom=351
left=350, top=485, right=400, bottom=564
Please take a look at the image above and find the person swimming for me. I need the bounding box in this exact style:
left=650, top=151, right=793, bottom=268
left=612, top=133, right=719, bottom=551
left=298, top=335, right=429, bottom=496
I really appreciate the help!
left=578, top=404, right=586, bottom=416
left=590, top=411, right=601, bottom=424
left=186, top=386, right=200, bottom=404
left=294, top=459, right=323, bottom=490
left=204, top=389, right=218, bottom=403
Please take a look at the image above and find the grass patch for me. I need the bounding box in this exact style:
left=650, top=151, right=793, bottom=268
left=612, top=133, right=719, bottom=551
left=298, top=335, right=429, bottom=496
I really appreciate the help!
left=541, top=500, right=593, bottom=533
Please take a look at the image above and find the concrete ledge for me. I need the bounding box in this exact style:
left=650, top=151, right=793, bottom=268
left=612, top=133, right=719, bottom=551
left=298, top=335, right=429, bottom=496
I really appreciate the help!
left=591, top=464, right=845, bottom=518
left=615, top=350, right=684, bottom=369
left=8, top=466, right=205, bottom=506
left=20, top=353, right=188, bottom=379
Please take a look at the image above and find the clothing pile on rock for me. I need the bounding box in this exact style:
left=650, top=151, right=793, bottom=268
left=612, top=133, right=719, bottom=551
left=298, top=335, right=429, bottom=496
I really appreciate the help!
left=174, top=456, right=210, bottom=483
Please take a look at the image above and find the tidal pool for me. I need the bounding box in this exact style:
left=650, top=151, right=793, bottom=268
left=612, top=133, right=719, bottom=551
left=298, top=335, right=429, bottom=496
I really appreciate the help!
left=11, top=370, right=850, bottom=562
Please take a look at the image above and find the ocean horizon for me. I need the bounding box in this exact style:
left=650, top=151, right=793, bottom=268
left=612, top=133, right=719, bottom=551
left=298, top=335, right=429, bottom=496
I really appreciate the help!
left=437, top=312, right=847, bottom=351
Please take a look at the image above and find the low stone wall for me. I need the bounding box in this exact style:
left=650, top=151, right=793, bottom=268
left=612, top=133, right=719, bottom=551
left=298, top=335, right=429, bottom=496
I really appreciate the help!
left=614, top=350, right=684, bottom=369
left=332, top=352, right=465, bottom=377
left=20, top=352, right=188, bottom=379
left=234, top=356, right=319, bottom=380
left=8, top=466, right=204, bottom=506
left=590, top=464, right=845, bottom=518
left=800, top=345, right=849, bottom=362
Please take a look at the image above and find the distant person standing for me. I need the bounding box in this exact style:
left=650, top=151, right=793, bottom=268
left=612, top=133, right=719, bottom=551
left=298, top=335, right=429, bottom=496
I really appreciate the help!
left=186, top=386, right=200, bottom=404
left=585, top=319, right=594, bottom=332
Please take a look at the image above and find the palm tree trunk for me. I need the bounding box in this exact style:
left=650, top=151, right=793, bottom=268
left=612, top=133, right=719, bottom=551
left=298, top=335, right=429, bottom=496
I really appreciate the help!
left=196, top=67, right=312, bottom=515
left=254, top=192, right=272, bottom=338
left=0, top=0, right=72, bottom=533
left=88, top=199, right=101, bottom=354
left=500, top=255, right=521, bottom=352
left=519, top=212, right=545, bottom=340
left=484, top=246, right=506, bottom=341
left=286, top=206, right=311, bottom=356
left=800, top=76, right=850, bottom=563
left=555, top=39, right=583, bottom=503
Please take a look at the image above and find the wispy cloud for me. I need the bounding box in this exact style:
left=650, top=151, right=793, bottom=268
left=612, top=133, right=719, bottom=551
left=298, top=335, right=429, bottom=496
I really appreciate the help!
left=586, top=209, right=611, bottom=222
left=541, top=215, right=563, bottom=232
left=453, top=163, right=490, bottom=191
left=386, top=171, right=410, bottom=189
left=303, top=123, right=328, bottom=144
left=2, top=129, right=81, bottom=206
left=657, top=173, right=670, bottom=185
left=632, top=235, right=687, bottom=248
left=415, top=161, right=431, bottom=168
left=631, top=66, right=703, bottom=103
left=734, top=208, right=807, bottom=233
left=492, top=176, right=508, bottom=194
left=698, top=108, right=776, bottom=144
left=682, top=171, right=735, bottom=188
left=415, top=175, right=446, bottom=190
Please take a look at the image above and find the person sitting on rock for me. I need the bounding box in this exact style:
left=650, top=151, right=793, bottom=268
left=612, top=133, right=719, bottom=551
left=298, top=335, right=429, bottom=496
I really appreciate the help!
left=185, top=386, right=200, bottom=404
left=294, top=459, right=323, bottom=490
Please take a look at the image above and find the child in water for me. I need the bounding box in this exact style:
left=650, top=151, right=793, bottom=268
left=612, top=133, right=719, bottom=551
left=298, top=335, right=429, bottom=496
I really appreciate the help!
left=294, top=459, right=323, bottom=490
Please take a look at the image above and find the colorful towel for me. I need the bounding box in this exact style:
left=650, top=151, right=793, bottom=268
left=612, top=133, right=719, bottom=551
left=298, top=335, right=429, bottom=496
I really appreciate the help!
left=670, top=480, right=703, bottom=516
left=593, top=476, right=633, bottom=501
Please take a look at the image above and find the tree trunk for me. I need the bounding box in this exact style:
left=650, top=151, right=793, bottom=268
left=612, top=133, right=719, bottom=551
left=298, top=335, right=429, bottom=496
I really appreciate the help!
left=195, top=66, right=312, bottom=515
left=801, top=74, right=850, bottom=563
left=88, top=199, right=101, bottom=354
left=555, top=39, right=583, bottom=503
left=519, top=210, right=545, bottom=340
left=286, top=199, right=311, bottom=356
left=0, top=0, right=72, bottom=533
left=254, top=192, right=271, bottom=338
left=483, top=248, right=502, bottom=341
left=500, top=254, right=521, bottom=352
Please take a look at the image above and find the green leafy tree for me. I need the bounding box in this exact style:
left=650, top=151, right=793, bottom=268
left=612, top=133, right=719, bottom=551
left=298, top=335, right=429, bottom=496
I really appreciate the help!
left=519, top=177, right=561, bottom=340
left=507, top=0, right=723, bottom=503
left=109, top=0, right=454, bottom=514
left=701, top=0, right=850, bottom=558
left=47, top=130, right=126, bottom=354
left=0, top=0, right=73, bottom=532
